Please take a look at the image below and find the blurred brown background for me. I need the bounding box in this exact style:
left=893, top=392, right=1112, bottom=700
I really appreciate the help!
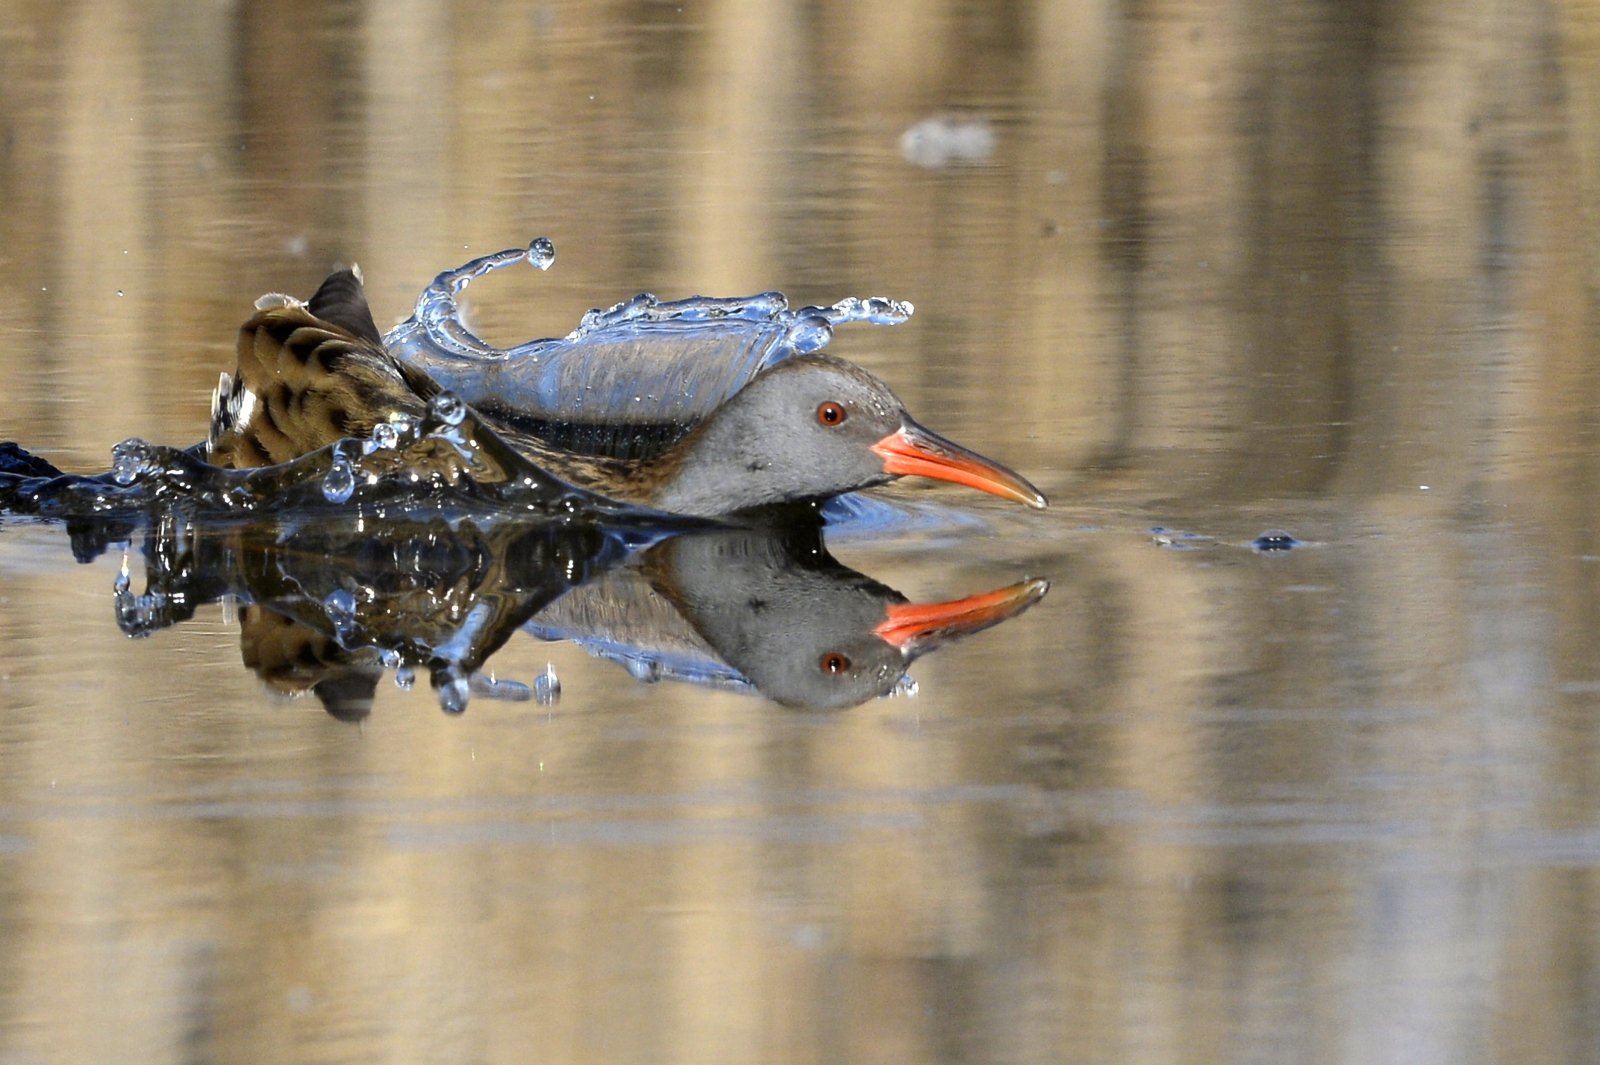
left=2, top=2, right=1600, bottom=1063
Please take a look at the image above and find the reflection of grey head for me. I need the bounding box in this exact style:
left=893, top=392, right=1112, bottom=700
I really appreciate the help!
left=650, top=524, right=910, bottom=710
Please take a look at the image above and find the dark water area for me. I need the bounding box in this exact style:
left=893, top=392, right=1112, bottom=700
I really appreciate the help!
left=4, top=2, right=1600, bottom=1063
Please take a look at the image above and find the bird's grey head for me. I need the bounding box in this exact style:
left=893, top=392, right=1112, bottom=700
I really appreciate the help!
left=652, top=353, right=1047, bottom=517
left=653, top=355, right=908, bottom=516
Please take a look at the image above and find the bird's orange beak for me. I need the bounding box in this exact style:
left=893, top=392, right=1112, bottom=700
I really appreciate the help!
left=874, top=578, right=1050, bottom=655
left=870, top=418, right=1047, bottom=508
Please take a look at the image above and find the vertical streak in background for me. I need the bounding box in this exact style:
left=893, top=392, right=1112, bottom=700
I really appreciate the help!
left=59, top=3, right=152, bottom=453
left=674, top=0, right=802, bottom=292
left=1098, top=0, right=1150, bottom=470
left=362, top=0, right=453, bottom=314
left=1016, top=0, right=1117, bottom=473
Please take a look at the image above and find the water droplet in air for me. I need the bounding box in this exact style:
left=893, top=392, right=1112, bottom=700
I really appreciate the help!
left=534, top=664, right=561, bottom=706
left=321, top=457, right=355, bottom=503
left=428, top=391, right=466, bottom=427
left=889, top=673, right=920, bottom=698
left=394, top=665, right=416, bottom=690
left=527, top=238, right=555, bottom=271
left=437, top=670, right=471, bottom=714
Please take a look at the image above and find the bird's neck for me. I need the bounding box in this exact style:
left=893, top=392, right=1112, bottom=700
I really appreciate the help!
left=647, top=412, right=775, bottom=517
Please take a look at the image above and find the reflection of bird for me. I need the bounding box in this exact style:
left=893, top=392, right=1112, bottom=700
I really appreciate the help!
left=530, top=522, right=1048, bottom=709
left=210, top=269, right=1047, bottom=517
left=110, top=508, right=645, bottom=718
left=238, top=606, right=382, bottom=722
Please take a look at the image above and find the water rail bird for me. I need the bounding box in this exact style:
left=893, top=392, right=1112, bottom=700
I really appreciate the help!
left=209, top=267, right=1047, bottom=517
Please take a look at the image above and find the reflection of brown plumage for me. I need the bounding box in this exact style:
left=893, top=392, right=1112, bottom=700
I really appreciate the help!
left=238, top=605, right=381, bottom=721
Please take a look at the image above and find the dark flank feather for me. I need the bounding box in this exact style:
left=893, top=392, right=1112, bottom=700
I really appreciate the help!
left=306, top=264, right=384, bottom=346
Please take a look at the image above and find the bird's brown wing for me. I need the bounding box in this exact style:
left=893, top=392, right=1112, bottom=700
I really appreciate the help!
left=209, top=282, right=439, bottom=469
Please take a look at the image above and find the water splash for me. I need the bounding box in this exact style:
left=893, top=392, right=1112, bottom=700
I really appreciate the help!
left=470, top=673, right=533, bottom=701
left=113, top=551, right=170, bottom=638
left=784, top=315, right=832, bottom=354
left=383, top=240, right=914, bottom=458
left=2, top=384, right=682, bottom=525
left=625, top=656, right=663, bottom=683
left=323, top=588, right=360, bottom=645
left=437, top=667, right=471, bottom=714
left=111, top=439, right=160, bottom=486
left=527, top=237, right=555, bottom=271
left=533, top=663, right=561, bottom=706
left=887, top=674, right=920, bottom=698
left=321, top=454, right=356, bottom=504
left=365, top=421, right=400, bottom=454
left=428, top=391, right=467, bottom=428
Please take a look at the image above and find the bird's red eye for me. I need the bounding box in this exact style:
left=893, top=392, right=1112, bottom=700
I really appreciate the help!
left=816, top=401, right=847, bottom=427
left=819, top=652, right=851, bottom=675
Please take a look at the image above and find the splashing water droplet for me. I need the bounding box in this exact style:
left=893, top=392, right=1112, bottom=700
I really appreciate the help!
left=527, top=238, right=555, bottom=271
left=323, top=589, right=359, bottom=645
left=468, top=673, right=532, bottom=701
left=889, top=674, right=920, bottom=698
left=381, top=247, right=917, bottom=439
left=368, top=421, right=399, bottom=452
left=379, top=649, right=402, bottom=669
left=110, top=439, right=157, bottom=486
left=626, top=657, right=662, bottom=683
left=785, top=315, right=833, bottom=354
left=534, top=664, right=561, bottom=706
left=437, top=671, right=471, bottom=714
left=323, top=589, right=357, bottom=623
left=394, top=665, right=416, bottom=690
left=428, top=391, right=466, bottom=427
left=321, top=457, right=355, bottom=503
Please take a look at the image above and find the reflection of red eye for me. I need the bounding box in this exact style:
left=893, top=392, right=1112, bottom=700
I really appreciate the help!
left=816, top=401, right=847, bottom=427
left=820, top=652, right=851, bottom=675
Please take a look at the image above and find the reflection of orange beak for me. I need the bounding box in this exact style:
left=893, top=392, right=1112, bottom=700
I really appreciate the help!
left=870, top=417, right=1047, bottom=509
left=874, top=578, right=1050, bottom=655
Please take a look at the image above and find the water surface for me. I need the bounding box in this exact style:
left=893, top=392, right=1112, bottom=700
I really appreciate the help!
left=2, top=2, right=1600, bottom=1063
